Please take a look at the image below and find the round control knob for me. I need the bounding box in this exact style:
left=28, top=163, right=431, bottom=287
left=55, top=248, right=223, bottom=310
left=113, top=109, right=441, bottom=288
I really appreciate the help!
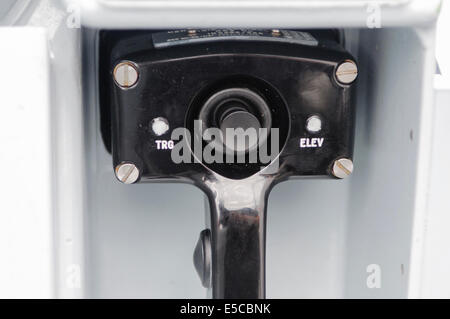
left=220, top=110, right=261, bottom=153
left=198, top=88, right=272, bottom=154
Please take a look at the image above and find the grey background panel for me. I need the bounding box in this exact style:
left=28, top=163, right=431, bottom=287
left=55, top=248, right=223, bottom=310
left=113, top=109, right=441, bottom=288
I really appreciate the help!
left=59, top=0, right=438, bottom=298
left=0, top=0, right=441, bottom=300
left=75, top=0, right=439, bottom=29
left=82, top=26, right=433, bottom=298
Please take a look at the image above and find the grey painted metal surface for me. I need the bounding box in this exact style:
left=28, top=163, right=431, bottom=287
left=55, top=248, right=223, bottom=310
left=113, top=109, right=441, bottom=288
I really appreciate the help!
left=77, top=1, right=438, bottom=298
left=0, top=0, right=36, bottom=26
left=80, top=27, right=437, bottom=298
left=345, top=27, right=436, bottom=298
left=75, top=0, right=440, bottom=29
left=2, top=0, right=437, bottom=298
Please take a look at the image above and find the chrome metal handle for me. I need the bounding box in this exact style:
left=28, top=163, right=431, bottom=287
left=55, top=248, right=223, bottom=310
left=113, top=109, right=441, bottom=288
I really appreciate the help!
left=201, top=175, right=273, bottom=299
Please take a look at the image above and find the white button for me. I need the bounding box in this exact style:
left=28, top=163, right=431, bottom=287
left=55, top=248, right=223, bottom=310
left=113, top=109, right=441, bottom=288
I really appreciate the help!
left=306, top=115, right=322, bottom=133
left=151, top=117, right=170, bottom=136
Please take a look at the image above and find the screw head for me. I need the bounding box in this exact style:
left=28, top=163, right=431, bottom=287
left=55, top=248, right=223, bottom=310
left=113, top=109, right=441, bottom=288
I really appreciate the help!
left=113, top=61, right=139, bottom=88
left=272, top=29, right=281, bottom=36
left=115, top=163, right=140, bottom=184
left=335, top=60, right=358, bottom=85
left=332, top=158, right=354, bottom=179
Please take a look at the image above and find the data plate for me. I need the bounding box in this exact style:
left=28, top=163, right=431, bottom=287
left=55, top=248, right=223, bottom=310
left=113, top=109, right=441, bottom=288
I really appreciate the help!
left=152, top=29, right=318, bottom=48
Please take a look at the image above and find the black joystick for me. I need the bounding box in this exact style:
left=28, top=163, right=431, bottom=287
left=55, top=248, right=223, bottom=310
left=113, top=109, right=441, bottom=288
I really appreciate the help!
left=104, top=29, right=358, bottom=299
left=220, top=110, right=261, bottom=152
left=198, top=87, right=272, bottom=154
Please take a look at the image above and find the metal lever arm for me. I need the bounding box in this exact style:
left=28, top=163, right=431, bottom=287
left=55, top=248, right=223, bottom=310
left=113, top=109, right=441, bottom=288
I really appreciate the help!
left=203, top=175, right=274, bottom=299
